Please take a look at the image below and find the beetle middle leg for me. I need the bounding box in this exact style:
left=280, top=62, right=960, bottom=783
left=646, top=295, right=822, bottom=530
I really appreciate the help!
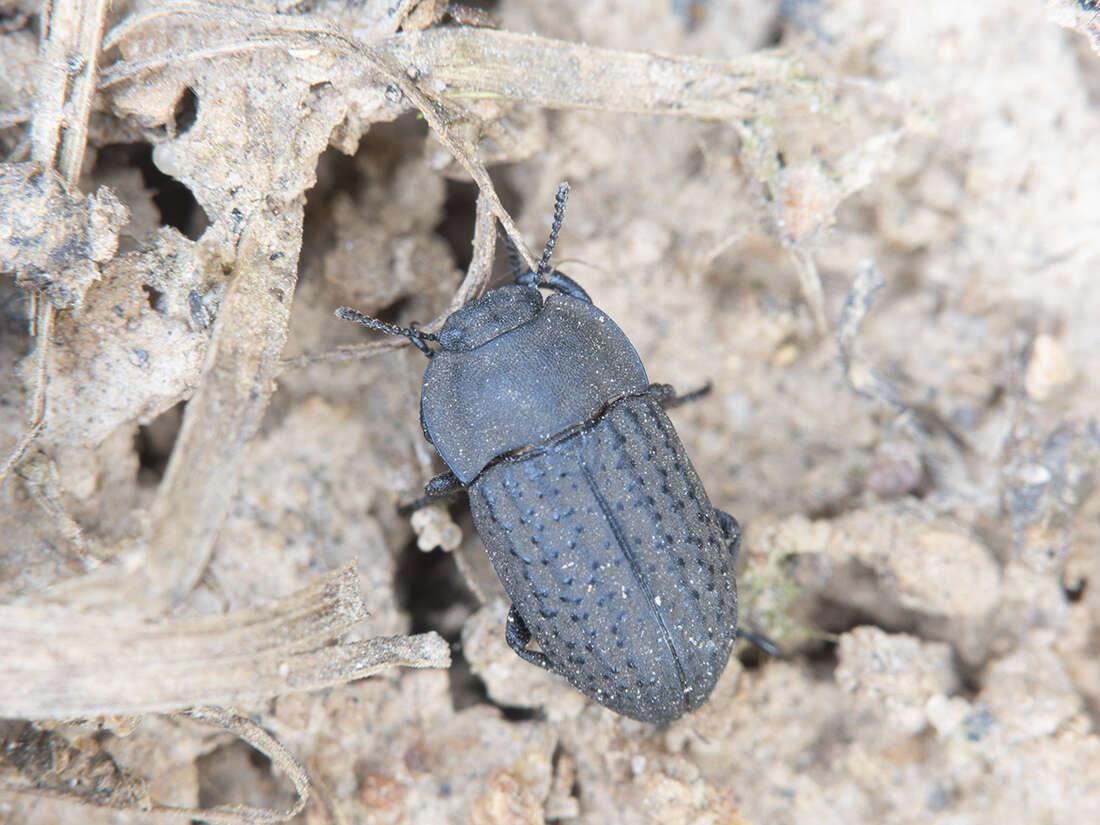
left=648, top=382, right=713, bottom=409
left=506, top=605, right=553, bottom=670
left=398, top=471, right=465, bottom=515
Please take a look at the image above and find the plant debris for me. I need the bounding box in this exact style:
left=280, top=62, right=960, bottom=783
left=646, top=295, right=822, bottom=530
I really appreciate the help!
left=2, top=1, right=1098, bottom=823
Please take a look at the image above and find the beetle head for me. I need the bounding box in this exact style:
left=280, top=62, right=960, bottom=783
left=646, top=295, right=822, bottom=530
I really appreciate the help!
left=437, top=284, right=542, bottom=352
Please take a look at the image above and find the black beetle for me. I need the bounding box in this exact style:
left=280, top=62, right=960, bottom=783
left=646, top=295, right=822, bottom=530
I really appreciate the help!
left=339, top=184, right=769, bottom=723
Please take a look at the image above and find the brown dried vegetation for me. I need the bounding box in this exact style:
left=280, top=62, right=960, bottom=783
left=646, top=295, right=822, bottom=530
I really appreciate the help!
left=2, top=1, right=1099, bottom=823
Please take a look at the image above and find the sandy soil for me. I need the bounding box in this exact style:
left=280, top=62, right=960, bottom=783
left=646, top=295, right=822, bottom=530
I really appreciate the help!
left=1, top=1, right=1099, bottom=823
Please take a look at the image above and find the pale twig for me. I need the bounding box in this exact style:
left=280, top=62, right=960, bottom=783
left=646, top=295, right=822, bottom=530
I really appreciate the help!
left=2, top=0, right=113, bottom=488
left=171, top=707, right=311, bottom=824
left=2, top=564, right=450, bottom=717
left=0, top=292, right=51, bottom=488
left=0, top=710, right=315, bottom=824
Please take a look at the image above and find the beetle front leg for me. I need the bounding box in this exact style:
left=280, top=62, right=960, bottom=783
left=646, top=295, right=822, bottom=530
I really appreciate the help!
left=398, top=471, right=465, bottom=515
left=648, top=382, right=713, bottom=409
left=715, top=508, right=741, bottom=565
left=506, top=605, right=553, bottom=670
left=515, top=266, right=593, bottom=302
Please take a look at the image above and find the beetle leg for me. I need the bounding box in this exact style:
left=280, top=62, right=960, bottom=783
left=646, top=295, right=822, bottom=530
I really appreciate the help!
left=544, top=269, right=593, bottom=302
left=506, top=605, right=553, bottom=670
left=717, top=510, right=779, bottom=656
left=504, top=235, right=527, bottom=282
left=715, top=509, right=741, bottom=565
left=397, top=471, right=465, bottom=515
left=736, top=628, right=779, bottom=657
left=648, top=381, right=713, bottom=409
left=515, top=267, right=593, bottom=303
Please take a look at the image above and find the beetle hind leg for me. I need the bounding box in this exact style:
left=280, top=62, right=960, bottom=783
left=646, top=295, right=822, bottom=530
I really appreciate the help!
left=716, top=509, right=780, bottom=656
left=715, top=509, right=742, bottom=564
left=736, top=628, right=779, bottom=657
left=506, top=605, right=553, bottom=670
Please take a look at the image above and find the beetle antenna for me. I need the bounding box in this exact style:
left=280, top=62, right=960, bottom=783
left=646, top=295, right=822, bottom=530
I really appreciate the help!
left=535, top=182, right=570, bottom=285
left=336, top=306, right=438, bottom=356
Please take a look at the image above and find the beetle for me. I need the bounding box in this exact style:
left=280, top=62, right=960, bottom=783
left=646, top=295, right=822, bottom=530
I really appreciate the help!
left=338, top=184, right=771, bottom=723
